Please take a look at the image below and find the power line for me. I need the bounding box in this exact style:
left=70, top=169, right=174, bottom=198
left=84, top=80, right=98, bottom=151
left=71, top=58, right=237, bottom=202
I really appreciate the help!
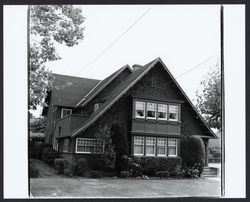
left=75, top=7, right=153, bottom=76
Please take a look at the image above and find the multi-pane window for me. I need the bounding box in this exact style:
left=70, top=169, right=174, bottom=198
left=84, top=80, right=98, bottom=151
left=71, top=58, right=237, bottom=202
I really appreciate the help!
left=61, top=108, right=72, bottom=118
left=168, top=138, right=178, bottom=156
left=158, top=104, right=168, bottom=120
left=135, top=101, right=145, bottom=118
left=147, top=103, right=157, bottom=119
left=157, top=138, right=167, bottom=156
left=134, top=136, right=144, bottom=155
left=76, top=138, right=103, bottom=154
left=63, top=138, right=69, bottom=152
left=146, top=137, right=156, bottom=156
left=169, top=105, right=179, bottom=121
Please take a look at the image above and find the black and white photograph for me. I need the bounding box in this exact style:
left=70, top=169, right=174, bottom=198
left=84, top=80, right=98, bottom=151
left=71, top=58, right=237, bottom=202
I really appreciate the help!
left=3, top=3, right=246, bottom=199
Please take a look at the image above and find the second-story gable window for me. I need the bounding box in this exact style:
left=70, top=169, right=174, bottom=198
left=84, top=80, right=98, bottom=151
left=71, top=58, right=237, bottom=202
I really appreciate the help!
left=61, top=108, right=72, bottom=118
left=169, top=105, right=179, bottom=121
left=94, top=103, right=99, bottom=112
left=147, top=103, right=156, bottom=119
left=135, top=101, right=145, bottom=118
left=158, top=104, right=168, bottom=120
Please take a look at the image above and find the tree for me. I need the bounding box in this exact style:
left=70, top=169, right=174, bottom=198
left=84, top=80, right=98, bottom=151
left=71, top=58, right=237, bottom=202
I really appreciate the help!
left=195, top=66, right=221, bottom=129
left=29, top=5, right=85, bottom=110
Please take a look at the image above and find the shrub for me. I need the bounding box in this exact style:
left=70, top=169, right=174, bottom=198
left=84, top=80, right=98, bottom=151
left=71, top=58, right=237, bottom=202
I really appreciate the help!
left=54, top=158, right=64, bottom=174
left=155, top=171, right=170, bottom=178
left=42, top=144, right=59, bottom=166
left=29, top=138, right=43, bottom=159
left=183, top=167, right=200, bottom=178
left=180, top=136, right=205, bottom=176
left=90, top=170, right=103, bottom=178
left=116, top=155, right=130, bottom=172
left=29, top=162, right=39, bottom=178
left=75, top=158, right=89, bottom=176
left=64, top=168, right=73, bottom=177
left=119, top=171, right=130, bottom=178
left=129, top=160, right=143, bottom=177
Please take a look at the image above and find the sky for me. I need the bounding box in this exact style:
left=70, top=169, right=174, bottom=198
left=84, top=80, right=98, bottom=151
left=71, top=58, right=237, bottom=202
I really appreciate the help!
left=33, top=5, right=222, bottom=117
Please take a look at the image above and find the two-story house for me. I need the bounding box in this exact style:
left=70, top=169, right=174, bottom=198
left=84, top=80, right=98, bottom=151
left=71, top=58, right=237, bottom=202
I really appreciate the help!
left=42, top=57, right=217, bottom=167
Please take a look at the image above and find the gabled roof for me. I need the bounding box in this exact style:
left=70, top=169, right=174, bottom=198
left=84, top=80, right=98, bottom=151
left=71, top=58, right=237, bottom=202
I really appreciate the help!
left=49, top=74, right=100, bottom=107
left=71, top=58, right=217, bottom=139
left=75, top=65, right=132, bottom=107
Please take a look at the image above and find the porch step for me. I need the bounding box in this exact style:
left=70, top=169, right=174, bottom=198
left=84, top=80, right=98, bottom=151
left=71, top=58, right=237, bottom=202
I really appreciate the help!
left=202, top=166, right=218, bottom=177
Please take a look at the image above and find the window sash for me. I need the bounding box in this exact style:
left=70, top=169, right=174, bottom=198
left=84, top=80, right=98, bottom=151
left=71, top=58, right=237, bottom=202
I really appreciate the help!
left=158, top=104, right=167, bottom=120
left=76, top=138, right=103, bottom=154
left=135, top=101, right=145, bottom=118
left=169, top=105, right=178, bottom=121
left=147, top=103, right=156, bottom=119
left=94, top=103, right=99, bottom=112
left=157, top=138, right=167, bottom=156
left=134, top=136, right=144, bottom=155
left=168, top=138, right=177, bottom=156
left=146, top=137, right=156, bottom=156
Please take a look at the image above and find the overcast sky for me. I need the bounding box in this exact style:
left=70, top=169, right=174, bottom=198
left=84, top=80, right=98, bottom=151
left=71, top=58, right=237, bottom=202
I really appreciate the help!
left=33, top=5, right=221, bottom=116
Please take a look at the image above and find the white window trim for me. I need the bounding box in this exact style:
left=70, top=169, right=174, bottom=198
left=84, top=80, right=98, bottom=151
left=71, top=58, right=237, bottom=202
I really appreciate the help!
left=156, top=138, right=167, bottom=156
left=168, top=139, right=178, bottom=157
left=145, top=137, right=156, bottom=156
left=168, top=105, right=179, bottom=121
left=61, top=108, right=72, bottom=118
left=94, top=103, right=99, bottom=112
left=75, top=138, right=103, bottom=154
left=157, top=104, right=168, bottom=121
left=133, top=136, right=144, bottom=156
left=135, top=101, right=145, bottom=119
left=146, top=103, right=157, bottom=120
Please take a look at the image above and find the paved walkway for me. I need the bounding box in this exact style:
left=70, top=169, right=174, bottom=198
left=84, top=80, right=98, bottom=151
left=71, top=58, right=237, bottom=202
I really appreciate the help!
left=30, top=177, right=221, bottom=198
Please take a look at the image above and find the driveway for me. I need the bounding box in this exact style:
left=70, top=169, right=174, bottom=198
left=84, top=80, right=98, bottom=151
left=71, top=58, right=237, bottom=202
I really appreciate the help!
left=30, top=177, right=221, bottom=198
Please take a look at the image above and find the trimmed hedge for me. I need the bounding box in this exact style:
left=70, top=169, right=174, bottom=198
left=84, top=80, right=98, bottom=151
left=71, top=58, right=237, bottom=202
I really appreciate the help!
left=54, top=158, right=74, bottom=176
left=119, top=171, right=130, bottom=178
left=90, top=170, right=103, bottom=178
left=180, top=136, right=205, bottom=176
left=75, top=158, right=89, bottom=176
left=42, top=144, right=59, bottom=166
left=155, top=171, right=170, bottom=178
left=29, top=162, right=39, bottom=178
left=127, top=156, right=182, bottom=177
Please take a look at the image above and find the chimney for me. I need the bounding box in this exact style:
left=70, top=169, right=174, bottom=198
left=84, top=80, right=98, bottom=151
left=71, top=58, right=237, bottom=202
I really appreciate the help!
left=132, top=64, right=143, bottom=71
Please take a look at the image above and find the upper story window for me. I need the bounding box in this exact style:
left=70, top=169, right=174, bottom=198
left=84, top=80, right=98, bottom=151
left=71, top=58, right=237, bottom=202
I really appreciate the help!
left=94, top=103, right=99, bottom=112
left=135, top=101, right=145, bottom=118
left=61, top=108, right=72, bottom=118
left=169, top=105, right=178, bottom=121
left=158, top=104, right=168, bottom=120
left=147, top=103, right=156, bottom=119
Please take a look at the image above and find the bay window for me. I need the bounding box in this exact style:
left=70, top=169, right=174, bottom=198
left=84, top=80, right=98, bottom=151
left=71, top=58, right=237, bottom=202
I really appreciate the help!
left=75, top=138, right=103, bottom=154
left=145, top=137, right=156, bottom=156
left=147, top=103, right=156, bottom=119
left=169, top=105, right=178, bottom=121
left=135, top=101, right=145, bottom=118
left=168, top=138, right=178, bottom=156
left=158, top=104, right=168, bottom=120
left=134, top=136, right=144, bottom=156
left=157, top=138, right=167, bottom=156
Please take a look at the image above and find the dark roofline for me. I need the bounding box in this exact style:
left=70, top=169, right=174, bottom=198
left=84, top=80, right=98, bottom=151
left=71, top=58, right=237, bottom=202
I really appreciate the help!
left=52, top=73, right=101, bottom=82
left=71, top=57, right=217, bottom=139
left=75, top=64, right=132, bottom=108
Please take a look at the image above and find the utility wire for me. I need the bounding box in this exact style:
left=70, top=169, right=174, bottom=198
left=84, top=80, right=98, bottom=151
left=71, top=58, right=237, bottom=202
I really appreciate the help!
left=75, top=7, right=153, bottom=76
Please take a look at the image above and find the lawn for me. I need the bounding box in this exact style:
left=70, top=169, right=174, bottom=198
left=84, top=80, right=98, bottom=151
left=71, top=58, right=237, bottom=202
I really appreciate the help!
left=30, top=159, right=221, bottom=198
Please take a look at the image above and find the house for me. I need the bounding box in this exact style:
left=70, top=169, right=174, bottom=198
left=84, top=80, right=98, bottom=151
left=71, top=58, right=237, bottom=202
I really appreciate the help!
left=42, top=57, right=217, bottom=167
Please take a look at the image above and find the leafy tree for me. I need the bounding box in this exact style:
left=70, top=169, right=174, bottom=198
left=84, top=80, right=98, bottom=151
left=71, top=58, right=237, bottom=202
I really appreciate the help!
left=195, top=66, right=221, bottom=129
left=29, top=5, right=85, bottom=109
left=95, top=126, right=116, bottom=170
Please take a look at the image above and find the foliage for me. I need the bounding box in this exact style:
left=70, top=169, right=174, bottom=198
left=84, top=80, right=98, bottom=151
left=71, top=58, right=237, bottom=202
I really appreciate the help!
left=29, top=138, right=43, bottom=159
left=155, top=171, right=170, bottom=178
left=182, top=167, right=200, bottom=179
left=29, top=161, right=40, bottom=178
left=111, top=123, right=129, bottom=172
left=29, top=5, right=85, bottom=109
left=42, top=144, right=59, bottom=166
left=119, top=171, right=130, bottom=178
left=90, top=170, right=103, bottom=178
left=54, top=158, right=65, bottom=174
left=95, top=126, right=116, bottom=170
left=75, top=158, right=89, bottom=176
left=54, top=158, right=74, bottom=176
left=180, top=136, right=205, bottom=176
left=195, top=66, right=221, bottom=129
